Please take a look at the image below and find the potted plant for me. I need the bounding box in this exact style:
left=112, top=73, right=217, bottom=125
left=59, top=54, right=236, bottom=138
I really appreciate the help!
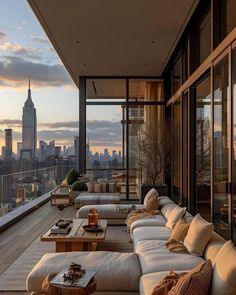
left=134, top=125, right=170, bottom=203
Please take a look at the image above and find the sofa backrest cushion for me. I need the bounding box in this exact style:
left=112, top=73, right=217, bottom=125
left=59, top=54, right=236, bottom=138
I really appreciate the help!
left=161, top=203, right=177, bottom=220
left=184, top=214, right=213, bottom=256
left=158, top=196, right=175, bottom=208
left=165, top=206, right=186, bottom=230
left=86, top=182, right=95, bottom=193
left=94, top=183, right=102, bottom=193
left=210, top=240, right=236, bottom=295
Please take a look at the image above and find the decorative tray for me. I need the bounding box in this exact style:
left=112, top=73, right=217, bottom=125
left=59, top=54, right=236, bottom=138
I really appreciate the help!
left=82, top=225, right=104, bottom=232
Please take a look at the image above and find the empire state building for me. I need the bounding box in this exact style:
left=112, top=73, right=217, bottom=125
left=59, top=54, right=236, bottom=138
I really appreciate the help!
left=21, top=78, right=37, bottom=159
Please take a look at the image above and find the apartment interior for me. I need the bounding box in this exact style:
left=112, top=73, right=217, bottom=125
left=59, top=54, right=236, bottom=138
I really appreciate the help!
left=0, top=0, right=236, bottom=294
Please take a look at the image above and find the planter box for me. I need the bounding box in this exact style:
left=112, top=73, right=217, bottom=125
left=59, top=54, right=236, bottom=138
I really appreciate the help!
left=140, top=184, right=168, bottom=204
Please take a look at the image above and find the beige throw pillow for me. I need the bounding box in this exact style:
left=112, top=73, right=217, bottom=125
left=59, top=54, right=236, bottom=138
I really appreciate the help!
left=101, top=182, right=108, bottom=193
left=144, top=188, right=159, bottom=210
left=94, top=183, right=102, bottom=193
left=169, top=219, right=190, bottom=242
left=165, top=206, right=186, bottom=230
left=210, top=240, right=236, bottom=295
left=86, top=182, right=95, bottom=193
left=184, top=214, right=213, bottom=256
left=108, top=182, right=116, bottom=193
left=168, top=260, right=212, bottom=295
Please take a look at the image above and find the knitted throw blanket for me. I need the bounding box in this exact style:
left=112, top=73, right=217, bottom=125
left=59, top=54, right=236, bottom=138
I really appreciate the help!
left=126, top=208, right=160, bottom=230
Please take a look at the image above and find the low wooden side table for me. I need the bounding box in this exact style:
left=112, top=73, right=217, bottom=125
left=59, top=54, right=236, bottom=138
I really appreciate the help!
left=42, top=272, right=97, bottom=295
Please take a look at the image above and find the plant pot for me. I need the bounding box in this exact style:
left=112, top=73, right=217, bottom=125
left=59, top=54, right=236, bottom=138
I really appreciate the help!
left=140, top=184, right=168, bottom=204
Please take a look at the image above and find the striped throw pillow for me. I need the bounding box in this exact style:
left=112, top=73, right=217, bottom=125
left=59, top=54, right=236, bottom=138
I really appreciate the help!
left=168, top=260, right=212, bottom=295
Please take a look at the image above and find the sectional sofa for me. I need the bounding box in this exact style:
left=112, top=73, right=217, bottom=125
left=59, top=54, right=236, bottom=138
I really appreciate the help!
left=26, top=196, right=236, bottom=295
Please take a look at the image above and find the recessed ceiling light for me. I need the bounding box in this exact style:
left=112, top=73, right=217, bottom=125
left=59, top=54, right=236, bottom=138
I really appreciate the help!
left=83, top=64, right=87, bottom=67
left=144, top=64, right=148, bottom=67
left=75, top=40, right=79, bottom=44
left=151, top=40, right=155, bottom=44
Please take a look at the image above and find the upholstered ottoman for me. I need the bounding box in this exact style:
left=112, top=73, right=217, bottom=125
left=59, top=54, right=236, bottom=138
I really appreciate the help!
left=77, top=204, right=143, bottom=225
left=26, top=251, right=141, bottom=295
left=75, top=192, right=121, bottom=209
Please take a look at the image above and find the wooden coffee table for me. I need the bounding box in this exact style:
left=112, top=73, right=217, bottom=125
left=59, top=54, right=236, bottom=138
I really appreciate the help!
left=40, top=219, right=107, bottom=252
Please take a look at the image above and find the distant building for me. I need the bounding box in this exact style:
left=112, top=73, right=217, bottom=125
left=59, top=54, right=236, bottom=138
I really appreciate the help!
left=4, top=129, right=12, bottom=161
left=55, top=146, right=62, bottom=157
left=39, top=140, right=47, bottom=161
left=17, top=142, right=22, bottom=159
left=1, top=146, right=5, bottom=158
left=22, top=77, right=37, bottom=159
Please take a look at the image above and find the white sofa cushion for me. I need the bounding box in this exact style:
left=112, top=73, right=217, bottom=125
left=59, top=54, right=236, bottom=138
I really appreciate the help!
left=26, top=251, right=141, bottom=293
left=135, top=240, right=204, bottom=274
left=165, top=206, right=186, bottom=230
left=204, top=232, right=226, bottom=263
left=133, top=227, right=171, bottom=247
left=210, top=240, right=236, bottom=295
left=139, top=271, right=190, bottom=295
left=130, top=215, right=166, bottom=235
left=184, top=214, right=213, bottom=256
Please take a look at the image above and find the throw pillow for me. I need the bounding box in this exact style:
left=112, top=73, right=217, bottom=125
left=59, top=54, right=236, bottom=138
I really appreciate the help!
left=94, top=183, right=102, bottom=193
left=210, top=240, right=236, bottom=295
left=144, top=188, right=159, bottom=210
left=184, top=214, right=213, bottom=256
left=168, top=260, right=212, bottom=295
left=169, top=219, right=190, bottom=242
left=86, top=182, right=95, bottom=193
left=165, top=206, right=186, bottom=230
left=108, top=182, right=116, bottom=193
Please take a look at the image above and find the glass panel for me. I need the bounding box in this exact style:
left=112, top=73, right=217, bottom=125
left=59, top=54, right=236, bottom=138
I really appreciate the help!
left=213, top=55, right=230, bottom=239
left=199, top=11, right=211, bottom=64
left=173, top=55, right=182, bottom=94
left=182, top=92, right=189, bottom=207
left=195, top=74, right=211, bottom=221
left=232, top=47, right=236, bottom=244
left=172, top=97, right=181, bottom=204
left=182, top=39, right=189, bottom=83
left=129, top=80, right=164, bottom=102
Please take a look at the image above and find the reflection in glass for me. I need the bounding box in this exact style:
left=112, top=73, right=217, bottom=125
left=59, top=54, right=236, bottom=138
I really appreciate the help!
left=232, top=47, right=236, bottom=244
left=195, top=75, right=211, bottom=221
left=213, top=55, right=229, bottom=239
left=173, top=55, right=182, bottom=94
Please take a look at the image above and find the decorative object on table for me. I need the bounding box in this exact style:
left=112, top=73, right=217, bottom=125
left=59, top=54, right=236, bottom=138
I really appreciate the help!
left=63, top=263, right=85, bottom=283
left=50, top=219, right=73, bottom=234
left=88, top=208, right=98, bottom=227
left=82, top=224, right=104, bottom=232
left=50, top=265, right=96, bottom=288
left=57, top=204, right=67, bottom=220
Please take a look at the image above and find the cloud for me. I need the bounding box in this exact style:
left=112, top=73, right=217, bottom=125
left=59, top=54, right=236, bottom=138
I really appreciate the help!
left=39, top=121, right=79, bottom=129
left=0, top=42, right=41, bottom=60
left=0, top=55, right=72, bottom=88
left=30, top=35, right=49, bottom=44
left=0, top=119, right=21, bottom=127
left=0, top=31, right=6, bottom=42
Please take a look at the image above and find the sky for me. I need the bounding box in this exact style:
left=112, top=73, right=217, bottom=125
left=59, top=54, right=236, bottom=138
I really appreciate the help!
left=0, top=0, right=122, bottom=154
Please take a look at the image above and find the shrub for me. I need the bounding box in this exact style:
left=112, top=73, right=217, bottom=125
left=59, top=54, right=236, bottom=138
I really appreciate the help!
left=71, top=180, right=87, bottom=192
left=66, top=169, right=80, bottom=185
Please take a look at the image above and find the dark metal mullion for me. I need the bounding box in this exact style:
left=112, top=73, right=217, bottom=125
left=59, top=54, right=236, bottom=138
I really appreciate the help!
left=79, top=76, right=86, bottom=174
left=86, top=101, right=166, bottom=106
left=210, top=64, right=214, bottom=223
left=229, top=47, right=233, bottom=240
left=126, top=79, right=129, bottom=201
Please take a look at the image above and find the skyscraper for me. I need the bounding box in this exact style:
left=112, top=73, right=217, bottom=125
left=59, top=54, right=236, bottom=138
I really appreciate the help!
left=21, top=77, right=37, bottom=159
left=74, top=136, right=79, bottom=170
left=4, top=129, right=12, bottom=161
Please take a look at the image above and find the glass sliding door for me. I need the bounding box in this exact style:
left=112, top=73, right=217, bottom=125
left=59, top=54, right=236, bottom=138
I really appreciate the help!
left=213, top=54, right=230, bottom=239
left=232, top=44, right=236, bottom=244
left=172, top=97, right=181, bottom=204
left=195, top=74, right=211, bottom=221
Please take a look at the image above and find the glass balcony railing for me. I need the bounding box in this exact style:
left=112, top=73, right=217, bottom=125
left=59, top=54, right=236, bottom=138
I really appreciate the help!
left=0, top=165, right=74, bottom=227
